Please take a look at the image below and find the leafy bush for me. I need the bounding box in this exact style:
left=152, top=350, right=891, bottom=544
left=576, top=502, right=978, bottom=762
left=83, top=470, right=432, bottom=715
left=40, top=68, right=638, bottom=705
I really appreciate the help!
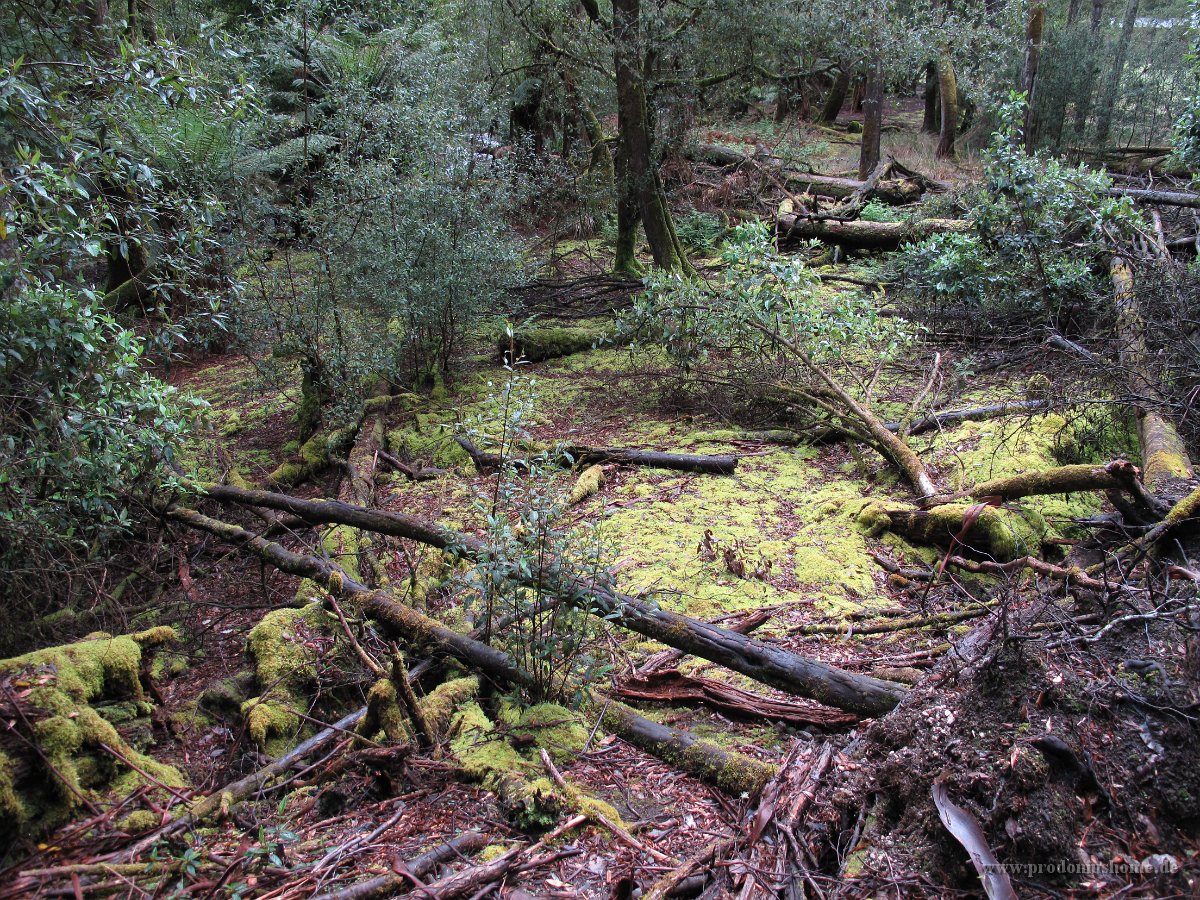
left=459, top=369, right=613, bottom=706
left=675, top=210, right=726, bottom=253
left=892, top=94, right=1145, bottom=330
left=1174, top=0, right=1200, bottom=170
left=621, top=221, right=913, bottom=373
left=0, top=287, right=197, bottom=642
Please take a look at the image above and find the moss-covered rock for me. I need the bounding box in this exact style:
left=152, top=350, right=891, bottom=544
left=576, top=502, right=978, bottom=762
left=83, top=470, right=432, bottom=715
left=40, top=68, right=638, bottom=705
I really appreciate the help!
left=242, top=604, right=335, bottom=754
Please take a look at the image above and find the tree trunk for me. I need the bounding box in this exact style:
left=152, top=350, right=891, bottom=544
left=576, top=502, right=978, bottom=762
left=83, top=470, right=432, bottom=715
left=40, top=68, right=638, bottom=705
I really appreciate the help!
left=192, top=485, right=909, bottom=716
left=612, top=0, right=692, bottom=274
left=1094, top=0, right=1138, bottom=150
left=858, top=59, right=884, bottom=181
left=1020, top=3, right=1046, bottom=151
left=1071, top=0, right=1107, bottom=141
left=921, top=63, right=940, bottom=134
left=817, top=69, right=851, bottom=125
left=935, top=56, right=958, bottom=159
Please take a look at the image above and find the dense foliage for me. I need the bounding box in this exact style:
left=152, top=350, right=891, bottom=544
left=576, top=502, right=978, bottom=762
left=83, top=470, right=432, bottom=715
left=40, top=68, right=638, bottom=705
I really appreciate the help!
left=894, top=97, right=1146, bottom=330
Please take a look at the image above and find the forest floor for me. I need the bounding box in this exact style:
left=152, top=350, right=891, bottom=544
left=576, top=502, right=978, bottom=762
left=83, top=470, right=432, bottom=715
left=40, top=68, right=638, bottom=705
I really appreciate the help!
left=2, top=108, right=1198, bottom=899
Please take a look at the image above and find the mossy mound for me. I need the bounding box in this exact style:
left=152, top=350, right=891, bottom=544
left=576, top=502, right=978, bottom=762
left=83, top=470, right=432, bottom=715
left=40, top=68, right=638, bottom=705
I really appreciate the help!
left=499, top=325, right=608, bottom=363
left=449, top=700, right=589, bottom=829
left=0, top=628, right=185, bottom=844
left=241, top=604, right=336, bottom=754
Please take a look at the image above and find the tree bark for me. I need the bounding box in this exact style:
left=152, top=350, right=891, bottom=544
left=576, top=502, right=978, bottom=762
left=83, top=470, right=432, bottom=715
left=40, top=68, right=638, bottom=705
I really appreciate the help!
left=1093, top=0, right=1139, bottom=150
left=971, top=460, right=1141, bottom=501
left=1106, top=187, right=1200, bottom=209
left=817, top=69, right=851, bottom=125
left=777, top=215, right=970, bottom=251
left=190, top=485, right=908, bottom=716
left=612, top=0, right=692, bottom=274
left=858, top=59, right=884, bottom=181
left=1020, top=3, right=1045, bottom=151
left=921, top=63, right=940, bottom=134
left=935, top=56, right=958, bottom=159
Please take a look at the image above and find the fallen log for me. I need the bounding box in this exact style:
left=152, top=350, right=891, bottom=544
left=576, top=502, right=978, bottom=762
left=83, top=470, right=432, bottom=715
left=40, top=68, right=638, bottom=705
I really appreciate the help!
left=1111, top=257, right=1195, bottom=495
left=193, top=484, right=907, bottom=717
left=688, top=143, right=935, bottom=204
left=971, top=460, right=1139, bottom=502
left=565, top=445, right=737, bottom=475
left=1106, top=187, right=1200, bottom=209
left=902, top=399, right=1050, bottom=436
left=311, top=831, right=489, bottom=900
left=455, top=435, right=738, bottom=476
left=614, top=669, right=859, bottom=728
left=165, top=506, right=780, bottom=794
left=777, top=214, right=970, bottom=251
left=857, top=502, right=1041, bottom=563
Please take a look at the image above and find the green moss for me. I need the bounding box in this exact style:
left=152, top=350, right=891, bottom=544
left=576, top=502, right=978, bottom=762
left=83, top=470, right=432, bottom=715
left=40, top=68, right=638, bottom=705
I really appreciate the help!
left=500, top=325, right=608, bottom=363
left=321, top=525, right=362, bottom=583
left=358, top=679, right=411, bottom=743
left=118, top=810, right=160, bottom=833
left=242, top=698, right=300, bottom=753
left=243, top=604, right=333, bottom=751
left=935, top=413, right=1126, bottom=534
left=604, top=451, right=885, bottom=620
left=419, top=676, right=479, bottom=736
left=480, top=844, right=512, bottom=863
left=0, top=631, right=185, bottom=842
left=568, top=464, right=604, bottom=505
left=388, top=420, right=472, bottom=470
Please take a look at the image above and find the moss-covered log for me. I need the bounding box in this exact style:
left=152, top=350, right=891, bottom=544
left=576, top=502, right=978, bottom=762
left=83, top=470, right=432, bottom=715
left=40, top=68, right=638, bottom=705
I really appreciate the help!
left=499, top=325, right=607, bottom=364
left=456, top=436, right=738, bottom=476
left=598, top=699, right=776, bottom=797
left=858, top=503, right=1045, bottom=563
left=0, top=628, right=184, bottom=844
left=1111, top=257, right=1195, bottom=495
left=186, top=487, right=907, bottom=716
left=971, top=460, right=1139, bottom=501
left=777, top=214, right=970, bottom=251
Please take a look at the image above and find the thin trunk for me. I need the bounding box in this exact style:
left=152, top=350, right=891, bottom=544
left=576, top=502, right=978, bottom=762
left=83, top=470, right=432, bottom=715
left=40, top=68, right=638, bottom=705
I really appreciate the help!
left=1020, top=3, right=1045, bottom=151
left=858, top=59, right=884, bottom=180
left=935, top=56, right=959, bottom=159
left=612, top=0, right=692, bottom=274
left=1094, top=0, right=1139, bottom=150
left=817, top=69, right=851, bottom=124
left=1071, top=0, right=1107, bottom=140
left=921, top=63, right=940, bottom=134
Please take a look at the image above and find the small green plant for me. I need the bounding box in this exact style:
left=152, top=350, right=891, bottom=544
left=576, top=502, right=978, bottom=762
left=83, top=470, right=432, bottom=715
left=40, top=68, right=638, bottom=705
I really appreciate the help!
left=458, top=347, right=613, bottom=706
left=858, top=198, right=901, bottom=222
left=675, top=209, right=725, bottom=253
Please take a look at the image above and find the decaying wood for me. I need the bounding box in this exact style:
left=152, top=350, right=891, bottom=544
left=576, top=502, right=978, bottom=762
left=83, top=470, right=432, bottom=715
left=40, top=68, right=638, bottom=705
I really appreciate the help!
left=688, top=143, right=941, bottom=205
left=190, top=484, right=908, bottom=716
left=777, top=213, right=970, bottom=251
left=455, top=435, right=738, bottom=476
left=1106, top=186, right=1200, bottom=209
left=778, top=213, right=971, bottom=250
left=615, top=669, right=859, bottom=727
left=971, top=460, right=1139, bottom=501
left=1111, top=257, right=1196, bottom=494
left=901, top=399, right=1050, bottom=436
left=794, top=602, right=999, bottom=636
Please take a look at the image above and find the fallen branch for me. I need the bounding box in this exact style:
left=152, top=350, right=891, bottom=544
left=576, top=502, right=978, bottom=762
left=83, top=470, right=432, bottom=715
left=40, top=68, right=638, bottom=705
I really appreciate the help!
left=793, top=602, right=998, bottom=636
left=615, top=669, right=858, bottom=727
left=309, top=831, right=488, bottom=900
left=166, top=506, right=779, bottom=794
left=455, top=436, right=738, bottom=476
left=777, top=214, right=970, bottom=251
left=189, top=484, right=907, bottom=716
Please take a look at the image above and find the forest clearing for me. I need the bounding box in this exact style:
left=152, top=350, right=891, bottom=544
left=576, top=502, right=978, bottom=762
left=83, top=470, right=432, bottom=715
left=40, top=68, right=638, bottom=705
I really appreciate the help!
left=2, top=0, right=1200, bottom=897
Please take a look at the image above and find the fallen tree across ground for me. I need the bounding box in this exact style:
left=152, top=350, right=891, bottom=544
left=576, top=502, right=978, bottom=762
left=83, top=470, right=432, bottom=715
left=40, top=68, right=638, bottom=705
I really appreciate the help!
left=190, top=483, right=908, bottom=716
